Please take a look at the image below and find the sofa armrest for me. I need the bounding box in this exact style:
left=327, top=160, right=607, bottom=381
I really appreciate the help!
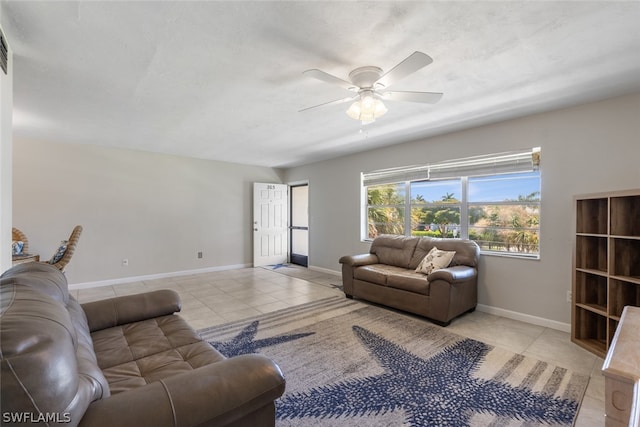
left=79, top=354, right=285, bottom=427
left=81, top=290, right=181, bottom=332
left=340, top=254, right=378, bottom=297
left=427, top=265, right=477, bottom=283
left=339, top=253, right=379, bottom=267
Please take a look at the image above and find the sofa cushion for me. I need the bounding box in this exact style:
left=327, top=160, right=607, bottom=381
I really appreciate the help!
left=67, top=297, right=112, bottom=399
left=415, top=246, right=456, bottom=275
left=370, top=235, right=419, bottom=268
left=92, top=315, right=226, bottom=394
left=1, top=263, right=109, bottom=424
left=409, top=237, right=479, bottom=269
left=354, top=264, right=409, bottom=285
left=2, top=261, right=70, bottom=303
left=387, top=271, right=430, bottom=295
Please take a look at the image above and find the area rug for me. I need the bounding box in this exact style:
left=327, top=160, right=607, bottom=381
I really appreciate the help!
left=198, top=296, right=589, bottom=426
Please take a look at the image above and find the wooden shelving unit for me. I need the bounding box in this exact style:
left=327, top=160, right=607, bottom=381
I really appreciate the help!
left=572, top=189, right=640, bottom=358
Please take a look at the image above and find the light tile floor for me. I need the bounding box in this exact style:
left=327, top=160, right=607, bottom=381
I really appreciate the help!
left=74, top=265, right=605, bottom=426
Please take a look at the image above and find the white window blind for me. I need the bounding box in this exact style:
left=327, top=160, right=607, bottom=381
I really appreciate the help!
left=361, top=165, right=430, bottom=186
left=363, top=148, right=540, bottom=186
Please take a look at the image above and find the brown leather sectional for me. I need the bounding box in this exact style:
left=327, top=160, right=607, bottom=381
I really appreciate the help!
left=0, top=262, right=285, bottom=427
left=340, top=235, right=480, bottom=326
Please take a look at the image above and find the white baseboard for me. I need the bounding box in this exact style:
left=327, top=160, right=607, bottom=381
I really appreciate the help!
left=68, top=263, right=252, bottom=290
left=310, top=266, right=570, bottom=332
left=477, top=303, right=570, bottom=333
left=308, top=265, right=341, bottom=276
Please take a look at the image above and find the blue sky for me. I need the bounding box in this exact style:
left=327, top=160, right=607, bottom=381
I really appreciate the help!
left=412, top=172, right=540, bottom=203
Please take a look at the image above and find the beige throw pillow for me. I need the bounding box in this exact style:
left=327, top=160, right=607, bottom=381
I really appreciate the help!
left=415, top=246, right=456, bottom=275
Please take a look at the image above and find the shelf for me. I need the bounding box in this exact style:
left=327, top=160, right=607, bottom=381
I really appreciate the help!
left=576, top=302, right=607, bottom=316
left=574, top=306, right=607, bottom=342
left=576, top=198, right=608, bottom=235
left=575, top=235, right=608, bottom=272
left=572, top=190, right=640, bottom=358
left=573, top=304, right=607, bottom=357
left=611, top=234, right=640, bottom=241
left=611, top=195, right=640, bottom=237
left=609, top=316, right=620, bottom=344
left=611, top=238, right=640, bottom=277
left=610, top=275, right=640, bottom=285
left=575, top=270, right=607, bottom=308
left=610, top=278, right=640, bottom=318
left=576, top=232, right=607, bottom=238
left=574, top=338, right=607, bottom=358
left=575, top=267, right=608, bottom=277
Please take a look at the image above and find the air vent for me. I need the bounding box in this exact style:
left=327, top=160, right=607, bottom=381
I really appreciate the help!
left=0, top=27, right=8, bottom=75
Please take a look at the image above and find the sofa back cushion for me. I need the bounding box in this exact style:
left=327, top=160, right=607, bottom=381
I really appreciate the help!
left=409, top=237, right=480, bottom=270
left=369, top=235, right=419, bottom=268
left=1, top=263, right=109, bottom=426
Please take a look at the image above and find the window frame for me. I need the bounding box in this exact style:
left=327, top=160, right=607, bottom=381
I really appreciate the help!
left=362, top=150, right=541, bottom=259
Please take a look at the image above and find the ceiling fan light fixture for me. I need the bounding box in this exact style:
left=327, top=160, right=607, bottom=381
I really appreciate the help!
left=360, top=112, right=376, bottom=125
left=346, top=91, right=387, bottom=125
left=346, top=100, right=362, bottom=120
left=374, top=98, right=388, bottom=116
left=361, top=91, right=375, bottom=110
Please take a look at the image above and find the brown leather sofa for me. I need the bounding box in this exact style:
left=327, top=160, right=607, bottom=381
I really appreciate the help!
left=0, top=262, right=285, bottom=427
left=340, top=235, right=480, bottom=326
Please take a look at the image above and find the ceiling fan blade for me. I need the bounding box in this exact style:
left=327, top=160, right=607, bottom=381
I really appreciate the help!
left=380, top=91, right=443, bottom=104
left=303, top=69, right=357, bottom=91
left=375, top=51, right=434, bottom=89
left=298, top=96, right=357, bottom=113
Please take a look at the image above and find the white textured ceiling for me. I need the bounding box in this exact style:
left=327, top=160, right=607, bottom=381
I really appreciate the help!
left=2, top=1, right=640, bottom=168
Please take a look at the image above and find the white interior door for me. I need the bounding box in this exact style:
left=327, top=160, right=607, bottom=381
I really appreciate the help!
left=253, top=183, right=288, bottom=267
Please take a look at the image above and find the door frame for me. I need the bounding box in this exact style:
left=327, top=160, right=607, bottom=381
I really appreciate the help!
left=288, top=180, right=309, bottom=267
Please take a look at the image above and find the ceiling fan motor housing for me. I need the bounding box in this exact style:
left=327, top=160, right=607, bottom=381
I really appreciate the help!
left=348, top=66, right=384, bottom=90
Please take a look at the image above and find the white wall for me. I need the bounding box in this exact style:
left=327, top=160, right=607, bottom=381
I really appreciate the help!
left=10, top=93, right=640, bottom=324
left=283, top=92, right=640, bottom=326
left=12, top=139, right=282, bottom=284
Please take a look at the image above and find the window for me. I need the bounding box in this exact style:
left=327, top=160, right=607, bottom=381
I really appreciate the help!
left=363, top=149, right=541, bottom=257
left=410, top=179, right=461, bottom=238
left=367, top=182, right=406, bottom=236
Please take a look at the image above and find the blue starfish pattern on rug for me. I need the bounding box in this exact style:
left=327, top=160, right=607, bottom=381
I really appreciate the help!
left=269, top=263, right=288, bottom=269
left=209, top=320, right=314, bottom=357
left=277, top=325, right=579, bottom=425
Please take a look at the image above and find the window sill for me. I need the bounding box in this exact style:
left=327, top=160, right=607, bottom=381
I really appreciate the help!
left=480, top=251, right=540, bottom=260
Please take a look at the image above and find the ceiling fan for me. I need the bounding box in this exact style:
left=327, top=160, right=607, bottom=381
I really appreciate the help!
left=300, top=51, right=443, bottom=125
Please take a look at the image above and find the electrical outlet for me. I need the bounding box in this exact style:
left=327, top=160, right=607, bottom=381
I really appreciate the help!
left=122, top=258, right=129, bottom=266
left=566, top=290, right=572, bottom=303
left=197, top=251, right=203, bottom=259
